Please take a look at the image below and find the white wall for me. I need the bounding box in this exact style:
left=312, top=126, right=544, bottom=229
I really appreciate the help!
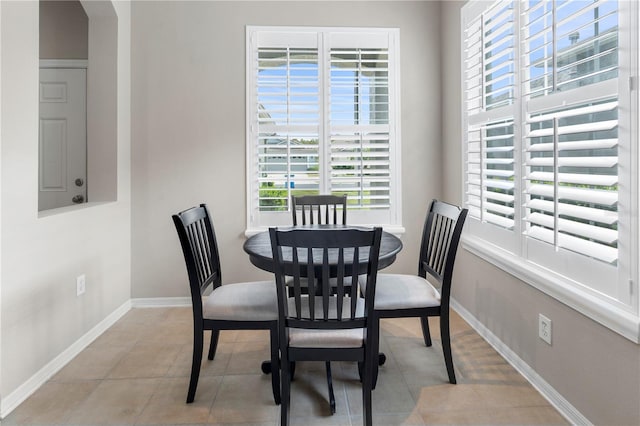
left=440, top=2, right=640, bottom=425
left=0, top=0, right=131, bottom=409
left=131, top=1, right=443, bottom=297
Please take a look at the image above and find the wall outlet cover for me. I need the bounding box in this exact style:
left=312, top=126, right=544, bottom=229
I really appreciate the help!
left=76, top=274, right=86, bottom=296
left=539, top=314, right=552, bottom=345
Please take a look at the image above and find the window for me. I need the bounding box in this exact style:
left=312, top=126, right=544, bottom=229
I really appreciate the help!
left=462, top=0, right=639, bottom=340
left=246, top=27, right=401, bottom=231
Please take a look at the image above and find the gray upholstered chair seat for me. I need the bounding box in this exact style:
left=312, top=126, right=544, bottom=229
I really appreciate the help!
left=288, top=296, right=365, bottom=348
left=365, top=273, right=441, bottom=311
left=203, top=281, right=278, bottom=321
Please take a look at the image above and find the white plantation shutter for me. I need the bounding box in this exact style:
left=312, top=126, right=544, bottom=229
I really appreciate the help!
left=462, top=0, right=638, bottom=324
left=247, top=27, right=400, bottom=229
left=256, top=45, right=320, bottom=211
left=464, top=14, right=483, bottom=115
left=463, top=0, right=516, bottom=234
left=464, top=0, right=516, bottom=112
left=524, top=98, right=619, bottom=263
left=482, top=1, right=516, bottom=110
left=522, top=0, right=619, bottom=98
left=329, top=130, right=391, bottom=208
left=465, top=119, right=515, bottom=229
left=329, top=45, right=391, bottom=209
left=522, top=0, right=620, bottom=265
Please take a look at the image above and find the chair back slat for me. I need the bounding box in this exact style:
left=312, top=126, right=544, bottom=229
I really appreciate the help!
left=270, top=227, right=382, bottom=331
left=429, top=214, right=452, bottom=277
left=335, top=249, right=345, bottom=319
left=188, top=218, right=213, bottom=289
left=291, top=194, right=348, bottom=226
left=418, top=200, right=468, bottom=304
left=322, top=248, right=330, bottom=320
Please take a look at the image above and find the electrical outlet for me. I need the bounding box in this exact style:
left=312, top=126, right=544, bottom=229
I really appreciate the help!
left=539, top=314, right=552, bottom=345
left=76, top=274, right=86, bottom=296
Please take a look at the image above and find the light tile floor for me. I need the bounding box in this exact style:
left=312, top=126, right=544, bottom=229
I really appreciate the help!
left=2, top=307, right=569, bottom=426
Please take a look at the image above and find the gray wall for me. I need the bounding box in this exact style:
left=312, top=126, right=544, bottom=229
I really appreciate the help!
left=131, top=1, right=443, bottom=297
left=7, top=0, right=634, bottom=423
left=39, top=0, right=88, bottom=59
left=440, top=2, right=640, bottom=425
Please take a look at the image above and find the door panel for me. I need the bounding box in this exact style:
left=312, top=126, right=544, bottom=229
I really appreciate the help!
left=39, top=68, right=87, bottom=211
left=40, top=119, right=67, bottom=190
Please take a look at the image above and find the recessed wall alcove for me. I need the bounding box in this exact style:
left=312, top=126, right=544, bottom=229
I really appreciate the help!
left=38, top=0, right=118, bottom=213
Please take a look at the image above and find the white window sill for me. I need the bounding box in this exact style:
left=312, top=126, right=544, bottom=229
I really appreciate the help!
left=462, top=235, right=640, bottom=343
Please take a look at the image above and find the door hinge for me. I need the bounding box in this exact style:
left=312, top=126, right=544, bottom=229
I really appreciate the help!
left=629, top=76, right=635, bottom=91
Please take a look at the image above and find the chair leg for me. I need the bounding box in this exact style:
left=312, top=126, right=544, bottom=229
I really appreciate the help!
left=420, top=316, right=432, bottom=347
left=325, top=362, right=336, bottom=414
left=371, top=315, right=381, bottom=390
left=280, top=354, right=291, bottom=426
left=187, top=327, right=204, bottom=403
left=362, top=353, right=374, bottom=426
left=269, top=323, right=281, bottom=405
left=208, top=329, right=220, bottom=360
left=440, top=312, right=456, bottom=384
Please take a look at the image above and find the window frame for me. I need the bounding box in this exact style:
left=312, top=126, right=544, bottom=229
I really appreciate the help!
left=460, top=0, right=640, bottom=342
left=245, top=26, right=402, bottom=235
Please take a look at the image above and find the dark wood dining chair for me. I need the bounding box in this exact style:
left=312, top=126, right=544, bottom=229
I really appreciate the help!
left=290, top=194, right=352, bottom=386
left=291, top=194, right=347, bottom=225
left=363, top=199, right=467, bottom=386
left=172, top=204, right=280, bottom=405
left=269, top=226, right=382, bottom=426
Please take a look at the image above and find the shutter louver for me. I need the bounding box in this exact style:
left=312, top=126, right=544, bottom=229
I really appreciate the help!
left=256, top=47, right=320, bottom=211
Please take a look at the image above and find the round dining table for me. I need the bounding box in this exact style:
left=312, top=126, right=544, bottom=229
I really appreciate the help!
left=244, top=225, right=402, bottom=375
left=243, top=224, right=403, bottom=274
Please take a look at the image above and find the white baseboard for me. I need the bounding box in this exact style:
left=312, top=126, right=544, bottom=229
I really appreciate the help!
left=131, top=297, right=191, bottom=307
left=451, top=299, right=591, bottom=426
left=0, top=300, right=132, bottom=419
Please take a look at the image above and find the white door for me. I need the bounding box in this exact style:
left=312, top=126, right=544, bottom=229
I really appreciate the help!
left=39, top=68, right=87, bottom=211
